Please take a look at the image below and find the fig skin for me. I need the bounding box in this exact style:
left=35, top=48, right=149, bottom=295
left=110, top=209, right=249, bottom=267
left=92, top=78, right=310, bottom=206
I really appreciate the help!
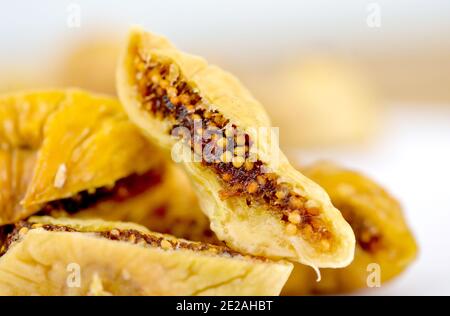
left=0, top=217, right=292, bottom=296
left=0, top=89, right=164, bottom=225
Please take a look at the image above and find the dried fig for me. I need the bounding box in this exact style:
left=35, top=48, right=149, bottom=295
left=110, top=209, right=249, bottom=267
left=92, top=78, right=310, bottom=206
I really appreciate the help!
left=0, top=90, right=164, bottom=224
left=282, top=162, right=417, bottom=294
left=117, top=27, right=355, bottom=269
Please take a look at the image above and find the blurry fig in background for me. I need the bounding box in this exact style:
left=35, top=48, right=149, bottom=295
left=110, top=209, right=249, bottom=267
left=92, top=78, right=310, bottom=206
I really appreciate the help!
left=55, top=34, right=122, bottom=95
left=282, top=162, right=417, bottom=295
left=0, top=66, right=53, bottom=93
left=245, top=57, right=380, bottom=149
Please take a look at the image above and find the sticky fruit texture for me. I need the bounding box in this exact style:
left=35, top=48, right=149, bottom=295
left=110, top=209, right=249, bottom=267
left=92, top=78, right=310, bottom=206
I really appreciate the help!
left=0, top=89, right=164, bottom=225
left=0, top=216, right=292, bottom=296
left=117, top=27, right=355, bottom=269
left=282, top=162, right=418, bottom=295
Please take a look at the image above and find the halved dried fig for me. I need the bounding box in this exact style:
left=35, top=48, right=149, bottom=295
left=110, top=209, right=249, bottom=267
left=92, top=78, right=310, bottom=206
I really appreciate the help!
left=117, top=27, right=355, bottom=269
left=0, top=89, right=166, bottom=225
left=282, top=162, right=418, bottom=294
left=0, top=216, right=292, bottom=296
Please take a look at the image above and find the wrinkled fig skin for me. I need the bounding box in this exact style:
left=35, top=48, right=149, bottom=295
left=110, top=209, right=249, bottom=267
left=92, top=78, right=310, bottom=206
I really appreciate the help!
left=0, top=217, right=292, bottom=296
left=0, top=89, right=164, bottom=225
left=282, top=162, right=417, bottom=295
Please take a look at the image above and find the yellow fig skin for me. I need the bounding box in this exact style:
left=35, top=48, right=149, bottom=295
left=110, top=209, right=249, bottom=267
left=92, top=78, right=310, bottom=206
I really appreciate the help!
left=0, top=217, right=292, bottom=296
left=282, top=162, right=418, bottom=295
left=0, top=89, right=164, bottom=225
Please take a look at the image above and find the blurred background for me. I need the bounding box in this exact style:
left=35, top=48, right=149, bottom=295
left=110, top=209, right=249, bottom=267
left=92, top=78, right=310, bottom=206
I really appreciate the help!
left=1, top=0, right=449, bottom=295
